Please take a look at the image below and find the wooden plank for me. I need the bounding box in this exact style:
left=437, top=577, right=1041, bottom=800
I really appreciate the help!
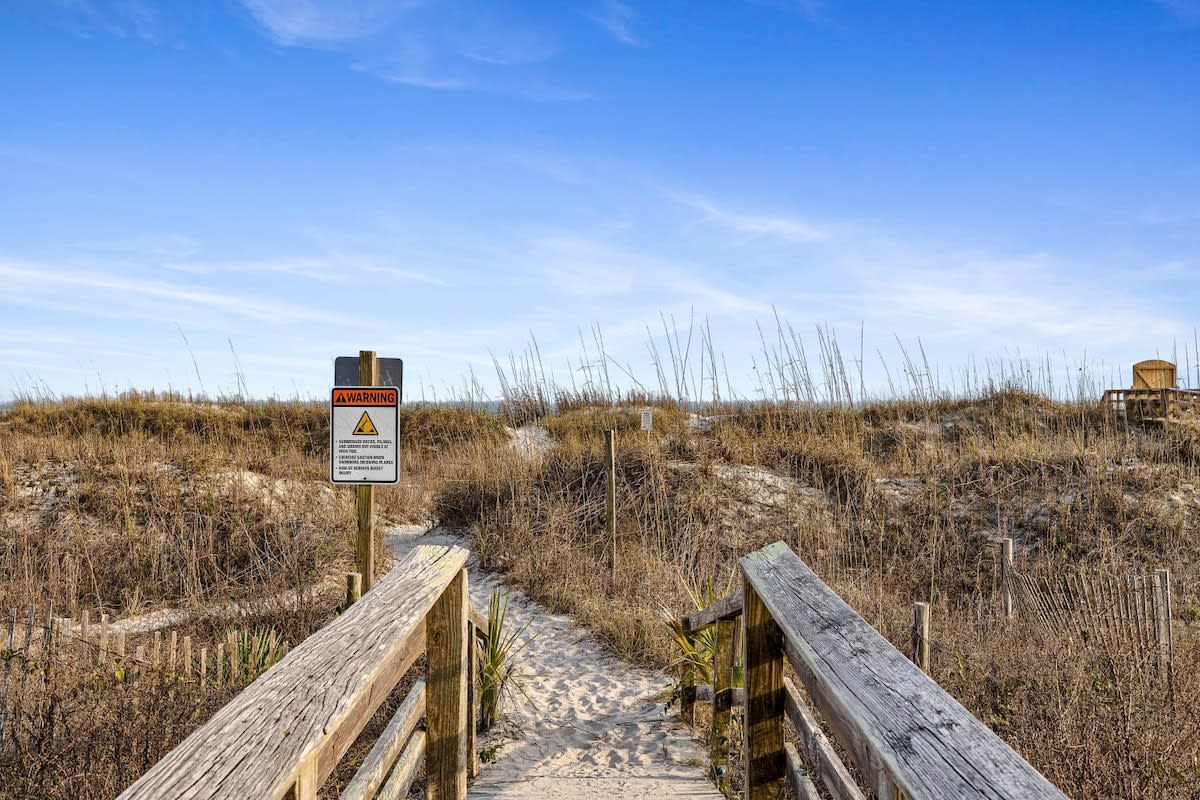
left=784, top=677, right=865, bottom=800
left=784, top=743, right=822, bottom=800
left=470, top=604, right=489, bottom=639
left=341, top=679, right=426, bottom=800
left=1000, top=539, right=1013, bottom=619
left=711, top=616, right=735, bottom=797
left=377, top=731, right=426, bottom=800
left=426, top=568, right=468, bottom=800
left=741, top=581, right=785, bottom=800
left=119, top=545, right=468, bottom=800
left=740, top=541, right=1069, bottom=800
left=681, top=591, right=743, bottom=633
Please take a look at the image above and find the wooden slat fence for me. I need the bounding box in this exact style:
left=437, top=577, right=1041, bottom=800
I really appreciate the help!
left=999, top=537, right=1174, bottom=694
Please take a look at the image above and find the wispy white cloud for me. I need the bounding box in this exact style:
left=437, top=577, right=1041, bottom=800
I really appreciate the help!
left=240, top=0, right=418, bottom=44
left=668, top=191, right=832, bottom=242
left=585, top=1, right=642, bottom=47
left=0, top=261, right=357, bottom=326
left=239, top=0, right=582, bottom=99
left=163, top=258, right=346, bottom=282
left=48, top=0, right=164, bottom=42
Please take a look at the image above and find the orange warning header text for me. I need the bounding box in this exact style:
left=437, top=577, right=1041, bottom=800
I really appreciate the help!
left=332, top=388, right=398, bottom=406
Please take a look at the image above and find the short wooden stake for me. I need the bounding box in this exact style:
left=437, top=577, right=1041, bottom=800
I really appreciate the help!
left=1154, top=568, right=1174, bottom=698
left=743, top=582, right=785, bottom=800
left=346, top=572, right=363, bottom=608
left=153, top=630, right=162, bottom=667
left=1001, top=538, right=1014, bottom=619
left=912, top=602, right=930, bottom=672
left=605, top=429, right=617, bottom=579
left=183, top=636, right=193, bottom=677
left=228, top=631, right=240, bottom=683
left=426, top=569, right=468, bottom=800
left=98, top=614, right=109, bottom=665
left=168, top=631, right=178, bottom=674
left=200, top=647, right=208, bottom=683
left=80, top=609, right=90, bottom=642
left=215, top=643, right=224, bottom=686
left=116, top=630, right=126, bottom=660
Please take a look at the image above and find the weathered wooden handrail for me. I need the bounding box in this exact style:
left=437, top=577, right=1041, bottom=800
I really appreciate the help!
left=119, top=544, right=473, bottom=800
left=680, top=591, right=743, bottom=633
left=740, top=541, right=1069, bottom=800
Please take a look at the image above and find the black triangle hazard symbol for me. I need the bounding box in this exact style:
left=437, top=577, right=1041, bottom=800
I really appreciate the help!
left=353, top=411, right=379, bottom=436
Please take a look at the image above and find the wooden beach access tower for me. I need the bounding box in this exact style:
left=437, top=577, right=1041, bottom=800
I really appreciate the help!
left=1102, top=358, right=1200, bottom=421
left=122, top=541, right=1067, bottom=800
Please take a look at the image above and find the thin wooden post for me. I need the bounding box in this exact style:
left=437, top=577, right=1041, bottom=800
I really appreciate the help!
left=346, top=572, right=363, bottom=608
left=183, top=636, right=193, bottom=677
left=169, top=631, right=178, bottom=674
left=467, top=620, right=479, bottom=779
left=605, top=429, right=617, bottom=579
left=1154, top=568, right=1174, bottom=699
left=912, top=602, right=930, bottom=673
left=426, top=569, right=468, bottom=800
left=1001, top=538, right=1014, bottom=619
left=0, top=607, right=17, bottom=743
left=229, top=630, right=240, bottom=683
left=153, top=630, right=162, bottom=667
left=200, top=647, right=208, bottom=683
left=116, top=629, right=126, bottom=661
left=712, top=614, right=736, bottom=796
left=681, top=663, right=695, bottom=727
left=742, top=582, right=785, bottom=800
left=358, top=350, right=379, bottom=593
left=98, top=613, right=109, bottom=665
left=215, top=643, right=224, bottom=686
left=80, top=609, right=89, bottom=642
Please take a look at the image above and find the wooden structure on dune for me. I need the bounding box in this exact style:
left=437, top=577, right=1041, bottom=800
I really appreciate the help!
left=1103, top=359, right=1200, bottom=420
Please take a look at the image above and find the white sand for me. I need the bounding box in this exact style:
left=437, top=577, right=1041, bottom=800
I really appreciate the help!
left=386, top=526, right=725, bottom=800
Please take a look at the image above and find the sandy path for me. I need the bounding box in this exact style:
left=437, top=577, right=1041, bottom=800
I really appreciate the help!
left=386, top=526, right=724, bottom=800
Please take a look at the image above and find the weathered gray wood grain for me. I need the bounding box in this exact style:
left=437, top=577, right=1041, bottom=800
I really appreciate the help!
left=784, top=677, right=864, bottom=800
left=340, top=679, right=425, bottom=800
left=681, top=591, right=743, bottom=633
left=740, top=541, right=1068, bottom=800
left=118, top=544, right=468, bottom=800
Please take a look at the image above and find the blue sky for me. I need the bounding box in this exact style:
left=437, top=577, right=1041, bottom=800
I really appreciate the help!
left=2, top=0, right=1199, bottom=401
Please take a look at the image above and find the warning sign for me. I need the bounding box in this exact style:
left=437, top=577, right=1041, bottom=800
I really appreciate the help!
left=330, top=386, right=399, bottom=484
left=353, top=412, right=379, bottom=436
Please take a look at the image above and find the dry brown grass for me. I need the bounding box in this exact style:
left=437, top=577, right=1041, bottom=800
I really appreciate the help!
left=4, top=389, right=1200, bottom=797
left=430, top=390, right=1200, bottom=798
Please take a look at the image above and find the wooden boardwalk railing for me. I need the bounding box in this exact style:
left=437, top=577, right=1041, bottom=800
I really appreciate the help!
left=1102, top=387, right=1200, bottom=420
left=680, top=541, right=1069, bottom=800
left=118, top=544, right=487, bottom=800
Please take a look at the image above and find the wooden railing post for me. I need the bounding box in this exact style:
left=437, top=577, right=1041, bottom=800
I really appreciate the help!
left=712, top=614, right=736, bottom=796
left=346, top=572, right=362, bottom=608
left=742, top=581, right=785, bottom=800
left=426, top=568, right=468, bottom=800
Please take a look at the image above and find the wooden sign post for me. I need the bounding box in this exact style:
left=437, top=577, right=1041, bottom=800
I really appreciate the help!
left=357, top=351, right=378, bottom=592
